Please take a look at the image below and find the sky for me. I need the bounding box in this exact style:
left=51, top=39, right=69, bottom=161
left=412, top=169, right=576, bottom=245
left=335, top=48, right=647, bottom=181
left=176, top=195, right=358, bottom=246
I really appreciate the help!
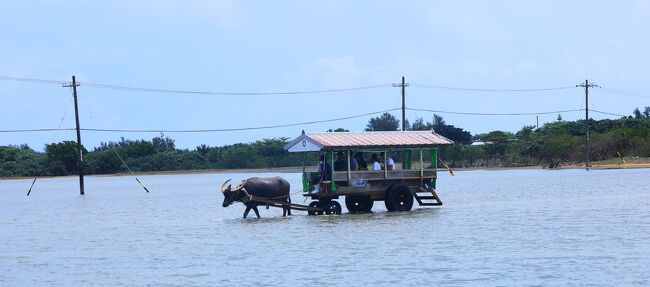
left=1, top=0, right=649, bottom=150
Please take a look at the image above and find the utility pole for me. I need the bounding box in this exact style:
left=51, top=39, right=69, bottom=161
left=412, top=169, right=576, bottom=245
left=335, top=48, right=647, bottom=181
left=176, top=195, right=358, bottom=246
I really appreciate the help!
left=576, top=79, right=599, bottom=170
left=64, top=76, right=84, bottom=195
left=392, top=76, right=409, bottom=131
left=536, top=115, right=539, bottom=129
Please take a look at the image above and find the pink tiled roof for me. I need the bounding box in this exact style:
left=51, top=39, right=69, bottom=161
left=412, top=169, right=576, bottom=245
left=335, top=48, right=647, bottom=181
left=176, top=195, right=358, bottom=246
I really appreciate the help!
left=303, top=130, right=452, bottom=148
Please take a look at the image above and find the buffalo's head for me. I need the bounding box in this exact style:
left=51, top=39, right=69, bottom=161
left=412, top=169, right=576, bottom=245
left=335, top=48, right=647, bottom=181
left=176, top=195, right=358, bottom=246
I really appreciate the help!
left=220, top=179, right=247, bottom=207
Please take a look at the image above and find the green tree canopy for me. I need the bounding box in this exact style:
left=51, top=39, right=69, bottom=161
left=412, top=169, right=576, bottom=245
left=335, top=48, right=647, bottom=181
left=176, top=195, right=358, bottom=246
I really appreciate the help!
left=410, top=114, right=472, bottom=144
left=327, top=128, right=350, bottom=132
left=0, top=145, right=44, bottom=176
left=45, top=141, right=86, bottom=176
left=365, top=113, right=400, bottom=131
left=152, top=134, right=175, bottom=152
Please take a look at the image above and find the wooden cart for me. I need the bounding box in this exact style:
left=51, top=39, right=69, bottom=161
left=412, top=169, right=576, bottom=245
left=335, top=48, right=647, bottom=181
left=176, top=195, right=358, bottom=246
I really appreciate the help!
left=284, top=130, right=453, bottom=215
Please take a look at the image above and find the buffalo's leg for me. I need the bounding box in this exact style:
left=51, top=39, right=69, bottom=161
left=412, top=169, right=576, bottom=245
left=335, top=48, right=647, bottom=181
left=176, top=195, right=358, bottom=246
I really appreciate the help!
left=287, top=196, right=292, bottom=216
left=252, top=205, right=261, bottom=218
left=243, top=205, right=252, bottom=219
left=282, top=197, right=289, bottom=217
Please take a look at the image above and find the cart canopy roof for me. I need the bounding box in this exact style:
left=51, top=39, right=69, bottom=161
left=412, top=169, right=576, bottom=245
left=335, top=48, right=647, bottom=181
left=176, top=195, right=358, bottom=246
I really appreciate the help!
left=284, top=130, right=453, bottom=152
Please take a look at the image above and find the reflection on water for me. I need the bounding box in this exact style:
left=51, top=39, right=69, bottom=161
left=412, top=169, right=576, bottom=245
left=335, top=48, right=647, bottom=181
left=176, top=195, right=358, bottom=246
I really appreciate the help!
left=1, top=169, right=650, bottom=286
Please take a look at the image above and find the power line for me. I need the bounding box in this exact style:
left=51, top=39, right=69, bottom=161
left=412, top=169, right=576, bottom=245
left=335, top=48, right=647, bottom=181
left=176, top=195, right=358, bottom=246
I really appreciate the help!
left=1, top=75, right=392, bottom=95
left=0, top=108, right=400, bottom=133
left=591, top=109, right=627, bottom=117
left=80, top=108, right=400, bottom=132
left=0, top=107, right=636, bottom=134
left=4, top=74, right=648, bottom=99
left=3, top=74, right=584, bottom=95
left=406, top=107, right=583, bottom=116
left=0, top=75, right=65, bottom=85
left=410, top=83, right=576, bottom=92
left=599, top=87, right=649, bottom=99
left=81, top=82, right=392, bottom=95
left=0, top=128, right=76, bottom=133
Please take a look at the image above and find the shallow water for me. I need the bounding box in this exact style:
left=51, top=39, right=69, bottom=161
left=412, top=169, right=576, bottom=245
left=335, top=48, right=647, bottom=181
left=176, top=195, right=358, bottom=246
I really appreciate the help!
left=1, top=168, right=649, bottom=286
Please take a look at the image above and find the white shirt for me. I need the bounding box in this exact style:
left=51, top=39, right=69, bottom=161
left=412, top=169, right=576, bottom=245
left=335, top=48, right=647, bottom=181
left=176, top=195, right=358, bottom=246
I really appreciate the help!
left=386, top=157, right=395, bottom=170
left=372, top=161, right=381, bottom=170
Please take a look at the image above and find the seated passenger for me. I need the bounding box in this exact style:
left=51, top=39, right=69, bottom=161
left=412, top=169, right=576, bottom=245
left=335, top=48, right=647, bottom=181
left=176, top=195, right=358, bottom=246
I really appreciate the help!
left=349, top=150, right=358, bottom=171
left=354, top=152, right=368, bottom=170
left=381, top=152, right=396, bottom=171
left=333, top=152, right=347, bottom=171
left=371, top=153, right=382, bottom=171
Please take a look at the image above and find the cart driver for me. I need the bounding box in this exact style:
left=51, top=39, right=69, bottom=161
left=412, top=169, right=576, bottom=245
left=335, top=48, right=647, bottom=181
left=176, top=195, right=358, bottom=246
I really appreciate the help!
left=310, top=155, right=331, bottom=194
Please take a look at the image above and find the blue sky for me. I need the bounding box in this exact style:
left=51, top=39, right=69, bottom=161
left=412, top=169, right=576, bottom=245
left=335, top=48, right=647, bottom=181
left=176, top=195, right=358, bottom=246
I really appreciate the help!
left=1, top=0, right=649, bottom=150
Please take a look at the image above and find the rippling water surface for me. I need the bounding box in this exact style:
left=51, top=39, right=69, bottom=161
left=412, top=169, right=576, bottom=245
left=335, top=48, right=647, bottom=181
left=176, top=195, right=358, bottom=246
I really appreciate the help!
left=1, top=168, right=650, bottom=286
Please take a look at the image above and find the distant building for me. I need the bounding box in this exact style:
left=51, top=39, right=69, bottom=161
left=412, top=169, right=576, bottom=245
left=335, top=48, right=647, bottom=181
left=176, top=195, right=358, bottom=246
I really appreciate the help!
left=470, top=141, right=493, bottom=146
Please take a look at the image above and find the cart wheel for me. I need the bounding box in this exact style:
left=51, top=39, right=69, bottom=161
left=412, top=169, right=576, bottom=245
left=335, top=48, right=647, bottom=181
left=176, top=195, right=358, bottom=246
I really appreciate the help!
left=384, top=184, right=414, bottom=212
left=308, top=201, right=323, bottom=216
left=323, top=200, right=342, bottom=215
left=345, top=195, right=373, bottom=213
left=360, top=197, right=373, bottom=213
left=345, top=196, right=358, bottom=213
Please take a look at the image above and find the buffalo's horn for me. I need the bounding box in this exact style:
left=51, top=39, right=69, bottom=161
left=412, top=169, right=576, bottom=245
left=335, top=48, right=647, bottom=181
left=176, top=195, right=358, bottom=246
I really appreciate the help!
left=221, top=179, right=232, bottom=193
left=233, top=179, right=247, bottom=191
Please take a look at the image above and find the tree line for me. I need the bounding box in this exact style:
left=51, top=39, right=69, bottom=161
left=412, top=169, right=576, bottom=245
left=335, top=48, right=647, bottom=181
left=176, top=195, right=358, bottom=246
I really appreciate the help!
left=0, top=135, right=305, bottom=177
left=365, top=107, right=650, bottom=168
left=1, top=106, right=649, bottom=177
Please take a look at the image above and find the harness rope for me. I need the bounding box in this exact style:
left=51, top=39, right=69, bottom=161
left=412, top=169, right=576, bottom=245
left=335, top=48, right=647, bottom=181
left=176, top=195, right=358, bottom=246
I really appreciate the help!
left=236, top=187, right=302, bottom=202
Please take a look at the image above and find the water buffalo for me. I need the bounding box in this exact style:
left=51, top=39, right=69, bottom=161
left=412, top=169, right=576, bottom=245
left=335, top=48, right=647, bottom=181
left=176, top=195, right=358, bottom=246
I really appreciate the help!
left=221, top=176, right=292, bottom=219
